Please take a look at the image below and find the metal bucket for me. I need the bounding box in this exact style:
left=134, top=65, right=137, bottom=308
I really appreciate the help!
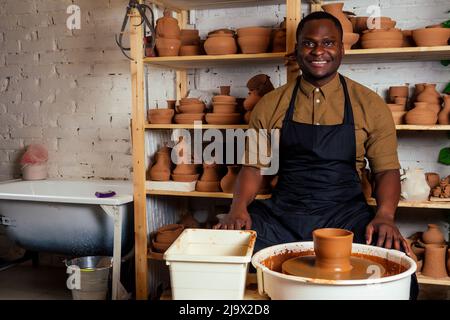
left=65, top=256, right=113, bottom=300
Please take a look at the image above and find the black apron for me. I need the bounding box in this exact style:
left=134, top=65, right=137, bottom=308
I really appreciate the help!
left=249, top=74, right=374, bottom=252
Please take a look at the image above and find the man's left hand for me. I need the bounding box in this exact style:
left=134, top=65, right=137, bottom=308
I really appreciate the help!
left=365, top=215, right=410, bottom=255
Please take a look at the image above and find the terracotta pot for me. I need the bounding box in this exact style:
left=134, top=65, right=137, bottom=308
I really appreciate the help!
left=272, top=28, right=286, bottom=52
left=220, top=86, right=231, bottom=96
left=220, top=165, right=241, bottom=193
left=421, top=244, right=448, bottom=278
left=205, top=113, right=242, bottom=124
left=391, top=111, right=406, bottom=124
left=213, top=103, right=238, bottom=114
left=204, top=36, right=237, bottom=55
left=180, top=29, right=200, bottom=45
left=387, top=104, right=406, bottom=112
left=416, top=84, right=441, bottom=104
left=389, top=86, right=409, bottom=98
left=195, top=180, right=221, bottom=192
left=361, top=39, right=403, bottom=49
left=237, top=27, right=272, bottom=38
left=208, top=29, right=235, bottom=36
left=147, top=109, right=175, bottom=124
left=247, top=74, right=275, bottom=96
left=180, top=97, right=202, bottom=104
left=155, top=38, right=181, bottom=57
left=238, top=35, right=270, bottom=54
left=244, top=110, right=252, bottom=124
left=440, top=95, right=450, bottom=124
left=171, top=173, right=199, bottom=182
left=149, top=149, right=171, bottom=181
left=405, top=102, right=437, bottom=125
left=313, top=228, right=354, bottom=273
left=180, top=29, right=199, bottom=37
left=412, top=28, right=450, bottom=46
left=321, top=3, right=353, bottom=33
left=173, top=163, right=197, bottom=175
left=243, top=90, right=262, bottom=111
left=156, top=10, right=181, bottom=39
left=425, top=172, right=440, bottom=189
left=343, top=32, right=359, bottom=50
left=176, top=103, right=205, bottom=114
left=152, top=239, right=171, bottom=253
left=213, top=95, right=236, bottom=103
left=166, top=100, right=176, bottom=109
left=174, top=113, right=205, bottom=124
left=353, top=16, right=396, bottom=33
left=362, top=29, right=403, bottom=41
left=156, top=224, right=184, bottom=243
left=422, top=224, right=445, bottom=244
left=179, top=45, right=201, bottom=56
left=427, top=103, right=441, bottom=114
left=200, top=163, right=221, bottom=182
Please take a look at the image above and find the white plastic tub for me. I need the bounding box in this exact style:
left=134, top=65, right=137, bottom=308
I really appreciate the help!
left=163, top=229, right=256, bottom=300
left=252, top=242, right=416, bottom=300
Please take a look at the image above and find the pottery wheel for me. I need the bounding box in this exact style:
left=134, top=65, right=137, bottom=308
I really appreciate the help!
left=282, top=255, right=386, bottom=280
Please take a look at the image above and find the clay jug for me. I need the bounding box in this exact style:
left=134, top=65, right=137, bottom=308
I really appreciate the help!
left=322, top=3, right=353, bottom=33
left=416, top=84, right=441, bottom=104
left=313, top=228, right=353, bottom=272
left=421, top=244, right=448, bottom=278
left=405, top=102, right=437, bottom=125
left=220, top=165, right=241, bottom=193
left=149, top=149, right=171, bottom=181
left=200, top=163, right=220, bottom=182
left=438, top=95, right=450, bottom=124
left=422, top=224, right=445, bottom=244
left=156, top=10, right=180, bottom=39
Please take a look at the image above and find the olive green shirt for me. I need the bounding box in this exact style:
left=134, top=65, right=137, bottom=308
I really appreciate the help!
left=244, top=73, right=400, bottom=176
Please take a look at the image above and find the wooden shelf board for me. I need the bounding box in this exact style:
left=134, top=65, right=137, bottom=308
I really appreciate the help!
left=144, top=52, right=287, bottom=69
left=145, top=123, right=249, bottom=129
left=417, top=275, right=450, bottom=286
left=367, top=198, right=450, bottom=209
left=396, top=125, right=450, bottom=131
left=152, top=0, right=284, bottom=10
left=146, top=189, right=272, bottom=200
left=343, top=46, right=450, bottom=63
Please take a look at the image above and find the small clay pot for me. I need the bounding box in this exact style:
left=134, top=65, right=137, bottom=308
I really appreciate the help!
left=152, top=239, right=171, bottom=253
left=166, top=100, right=176, bottom=109
left=405, top=102, right=437, bottom=125
left=155, top=38, right=181, bottom=57
left=422, top=224, right=445, bottom=244
left=178, top=212, right=200, bottom=229
left=220, top=86, right=231, bottom=96
left=313, top=228, right=354, bottom=273
left=176, top=103, right=205, bottom=114
left=212, top=102, right=238, bottom=114
left=389, top=86, right=409, bottom=98
left=195, top=180, right=221, bottom=192
left=247, top=74, right=275, bottom=96
left=171, top=173, right=199, bottom=182
left=412, top=28, right=450, bottom=46
left=421, top=244, right=448, bottom=278
left=155, top=224, right=184, bottom=243
left=205, top=113, right=242, bottom=125
left=147, top=109, right=175, bottom=124
left=220, top=165, right=241, bottom=193
left=321, top=3, right=353, bottom=33
left=237, top=35, right=270, bottom=54
left=204, top=36, right=237, bottom=55
left=425, top=173, right=441, bottom=189
left=362, top=28, right=403, bottom=41
left=180, top=45, right=201, bottom=56
left=416, top=84, right=441, bottom=104
left=149, top=150, right=171, bottom=181
left=200, top=163, right=221, bottom=182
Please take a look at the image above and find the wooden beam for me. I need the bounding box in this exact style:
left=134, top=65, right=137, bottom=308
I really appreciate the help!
left=129, top=3, right=148, bottom=300
left=176, top=10, right=189, bottom=100
left=286, top=0, right=301, bottom=82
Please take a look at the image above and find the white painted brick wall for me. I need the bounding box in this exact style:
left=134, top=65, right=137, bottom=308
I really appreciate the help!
left=0, top=0, right=132, bottom=181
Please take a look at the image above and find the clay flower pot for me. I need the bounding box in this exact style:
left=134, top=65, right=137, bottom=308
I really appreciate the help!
left=313, top=228, right=354, bottom=273
left=155, top=38, right=181, bottom=57
left=155, top=224, right=184, bottom=243
left=412, top=28, right=450, bottom=46
left=156, top=10, right=181, bottom=39
left=220, top=165, right=241, bottom=193
left=149, top=149, right=171, bottom=181
left=343, top=32, right=359, bottom=50
left=237, top=35, right=271, bottom=54
left=421, top=244, right=448, bottom=278
left=422, top=224, right=445, bottom=244
left=204, top=36, right=237, bottom=55
left=321, top=3, right=353, bottom=33
left=147, top=108, right=175, bottom=124
left=425, top=172, right=441, bottom=189
left=405, top=102, right=437, bottom=125
left=179, top=45, right=201, bottom=56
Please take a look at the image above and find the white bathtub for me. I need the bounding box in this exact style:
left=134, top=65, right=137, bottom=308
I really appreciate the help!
left=0, top=179, right=134, bottom=256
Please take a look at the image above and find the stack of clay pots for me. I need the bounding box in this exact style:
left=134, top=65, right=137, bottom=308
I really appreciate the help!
left=405, top=83, right=442, bottom=125
left=387, top=85, right=408, bottom=124
left=220, top=165, right=241, bottom=193
left=151, top=224, right=184, bottom=254
left=155, top=10, right=181, bottom=57
left=147, top=100, right=175, bottom=124
left=361, top=28, right=403, bottom=49
left=237, top=27, right=271, bottom=54
left=430, top=175, right=450, bottom=198
left=243, top=74, right=275, bottom=124
left=174, top=98, right=205, bottom=124
left=412, top=27, right=450, bottom=47
left=322, top=2, right=359, bottom=50
left=180, top=29, right=201, bottom=56
left=206, top=86, right=241, bottom=125
left=148, top=145, right=171, bottom=181
left=204, top=29, right=237, bottom=55
left=196, top=163, right=222, bottom=192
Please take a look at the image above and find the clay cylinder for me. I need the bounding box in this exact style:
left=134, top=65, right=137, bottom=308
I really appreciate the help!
left=421, top=244, right=448, bottom=278
left=313, top=228, right=354, bottom=273
left=220, top=165, right=241, bottom=193
left=422, top=224, right=445, bottom=244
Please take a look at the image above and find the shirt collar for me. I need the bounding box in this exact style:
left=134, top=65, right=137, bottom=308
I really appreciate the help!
left=299, top=73, right=341, bottom=101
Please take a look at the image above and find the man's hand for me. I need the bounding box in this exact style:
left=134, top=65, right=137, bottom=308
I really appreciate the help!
left=365, top=214, right=410, bottom=255
left=213, top=210, right=252, bottom=230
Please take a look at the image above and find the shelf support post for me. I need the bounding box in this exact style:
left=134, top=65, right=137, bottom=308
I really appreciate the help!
left=176, top=10, right=189, bottom=100
left=286, top=0, right=302, bottom=83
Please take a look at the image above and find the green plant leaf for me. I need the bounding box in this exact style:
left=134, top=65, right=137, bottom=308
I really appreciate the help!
left=438, top=147, right=450, bottom=165
left=441, top=60, right=450, bottom=66
left=445, top=82, right=450, bottom=94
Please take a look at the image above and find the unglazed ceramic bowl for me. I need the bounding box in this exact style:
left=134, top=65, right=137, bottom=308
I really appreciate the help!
left=361, top=39, right=403, bottom=49
left=236, top=26, right=272, bottom=38
left=177, top=103, right=205, bottom=114
left=237, top=35, right=270, bottom=54
left=174, top=113, right=205, bottom=124
left=204, top=36, right=237, bottom=55
left=412, top=28, right=450, bottom=46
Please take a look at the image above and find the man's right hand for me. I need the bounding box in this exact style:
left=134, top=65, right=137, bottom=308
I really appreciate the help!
left=213, top=210, right=252, bottom=230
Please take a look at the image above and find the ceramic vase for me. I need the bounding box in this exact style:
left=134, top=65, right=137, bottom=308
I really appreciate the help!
left=220, top=165, right=241, bottom=193
left=405, top=102, right=438, bottom=125
left=416, top=84, right=441, bottom=104
left=149, top=148, right=171, bottom=181
left=156, top=10, right=180, bottom=39
left=321, top=3, right=353, bottom=33
left=421, top=244, right=448, bottom=278
left=422, top=224, right=445, bottom=244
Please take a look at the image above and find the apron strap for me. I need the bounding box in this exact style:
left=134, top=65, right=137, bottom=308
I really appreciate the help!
left=339, top=74, right=355, bottom=126
left=283, top=77, right=301, bottom=122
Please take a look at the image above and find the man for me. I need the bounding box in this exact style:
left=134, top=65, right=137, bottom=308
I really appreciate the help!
left=214, top=11, right=411, bottom=257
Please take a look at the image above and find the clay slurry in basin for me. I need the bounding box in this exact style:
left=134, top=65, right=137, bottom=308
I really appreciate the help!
left=280, top=228, right=388, bottom=280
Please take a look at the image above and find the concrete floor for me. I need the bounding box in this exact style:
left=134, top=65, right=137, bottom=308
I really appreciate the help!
left=0, top=262, right=449, bottom=300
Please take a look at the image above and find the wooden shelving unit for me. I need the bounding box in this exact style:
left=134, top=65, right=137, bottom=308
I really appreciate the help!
left=130, top=0, right=450, bottom=300
left=367, top=198, right=450, bottom=210
left=146, top=189, right=272, bottom=199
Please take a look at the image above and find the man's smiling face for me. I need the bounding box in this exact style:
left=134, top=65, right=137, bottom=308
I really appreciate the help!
left=296, top=19, right=344, bottom=84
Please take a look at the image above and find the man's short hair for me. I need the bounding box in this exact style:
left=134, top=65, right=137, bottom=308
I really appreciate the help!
left=296, top=11, right=343, bottom=41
